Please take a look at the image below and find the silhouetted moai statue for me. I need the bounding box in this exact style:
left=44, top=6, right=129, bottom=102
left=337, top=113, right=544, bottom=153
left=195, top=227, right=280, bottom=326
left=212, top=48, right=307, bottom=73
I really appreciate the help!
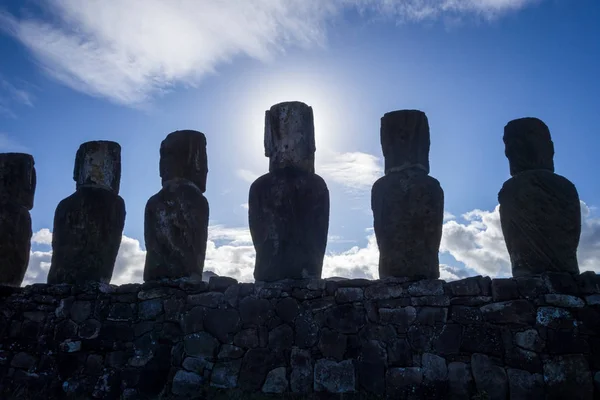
left=499, top=118, right=581, bottom=277
left=144, top=130, right=209, bottom=281
left=47, top=141, right=126, bottom=284
left=249, top=101, right=330, bottom=281
left=372, top=110, right=444, bottom=280
left=0, top=154, right=36, bottom=286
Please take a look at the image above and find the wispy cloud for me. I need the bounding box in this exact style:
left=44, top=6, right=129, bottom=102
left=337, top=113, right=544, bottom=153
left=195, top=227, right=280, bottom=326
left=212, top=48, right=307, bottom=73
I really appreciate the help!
left=319, top=152, right=383, bottom=191
left=0, top=0, right=544, bottom=106
left=0, top=133, right=27, bottom=152
left=0, top=78, right=34, bottom=118
left=236, top=169, right=261, bottom=184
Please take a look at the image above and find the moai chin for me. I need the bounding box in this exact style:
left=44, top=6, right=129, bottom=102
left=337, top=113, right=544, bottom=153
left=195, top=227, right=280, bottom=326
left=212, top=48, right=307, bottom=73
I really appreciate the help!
left=499, top=118, right=581, bottom=277
left=249, top=101, right=330, bottom=281
left=47, top=141, right=126, bottom=284
left=144, top=130, right=209, bottom=281
left=0, top=153, right=36, bottom=286
left=371, top=110, right=444, bottom=280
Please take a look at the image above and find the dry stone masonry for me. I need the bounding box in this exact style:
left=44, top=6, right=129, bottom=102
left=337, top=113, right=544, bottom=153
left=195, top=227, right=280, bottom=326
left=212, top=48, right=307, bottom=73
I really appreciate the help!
left=249, top=101, right=330, bottom=281
left=498, top=118, right=581, bottom=277
left=372, top=110, right=444, bottom=279
left=144, top=130, right=210, bottom=282
left=0, top=153, right=36, bottom=287
left=1, top=273, right=600, bottom=399
left=47, top=142, right=125, bottom=285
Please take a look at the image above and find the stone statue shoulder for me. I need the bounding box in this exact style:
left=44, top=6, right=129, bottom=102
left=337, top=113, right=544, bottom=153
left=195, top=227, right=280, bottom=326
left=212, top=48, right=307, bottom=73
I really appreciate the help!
left=499, top=170, right=579, bottom=203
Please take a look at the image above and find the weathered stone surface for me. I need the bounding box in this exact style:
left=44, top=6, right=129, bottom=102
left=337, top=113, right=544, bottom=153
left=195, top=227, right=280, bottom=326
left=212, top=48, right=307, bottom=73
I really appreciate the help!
left=543, top=355, right=593, bottom=400
left=480, top=300, right=536, bottom=325
left=249, top=102, right=329, bottom=282
left=335, top=287, right=364, bottom=303
left=144, top=130, right=209, bottom=281
left=48, top=142, right=125, bottom=285
left=0, top=152, right=36, bottom=209
left=372, top=110, right=443, bottom=280
left=446, top=277, right=481, bottom=296
left=1, top=274, right=598, bottom=398
left=515, top=329, right=545, bottom=352
left=471, top=353, right=508, bottom=400
left=290, top=347, right=312, bottom=393
left=210, top=360, right=241, bottom=389
left=544, top=293, right=584, bottom=308
left=492, top=278, right=520, bottom=302
left=48, top=193, right=124, bottom=284
left=172, top=370, right=203, bottom=396
left=507, top=368, right=544, bottom=400
left=447, top=362, right=473, bottom=399
left=262, top=367, right=288, bottom=393
left=386, top=367, right=423, bottom=398
left=318, top=328, right=347, bottom=360
left=314, top=359, right=355, bottom=393
left=499, top=118, right=580, bottom=277
left=204, top=308, right=239, bottom=343
left=184, top=333, right=219, bottom=358
left=0, top=153, right=35, bottom=287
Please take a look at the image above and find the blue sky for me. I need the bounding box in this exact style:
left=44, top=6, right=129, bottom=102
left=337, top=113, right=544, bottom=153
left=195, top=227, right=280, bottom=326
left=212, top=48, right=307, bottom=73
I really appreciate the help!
left=1, top=0, right=599, bottom=285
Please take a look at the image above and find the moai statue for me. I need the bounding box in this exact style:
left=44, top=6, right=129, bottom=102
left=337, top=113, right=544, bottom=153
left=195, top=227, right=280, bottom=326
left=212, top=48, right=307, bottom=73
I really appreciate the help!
left=249, top=101, right=330, bottom=281
left=47, top=141, right=126, bottom=284
left=0, top=153, right=36, bottom=286
left=499, top=118, right=581, bottom=277
left=371, top=110, right=444, bottom=280
left=144, top=130, right=209, bottom=281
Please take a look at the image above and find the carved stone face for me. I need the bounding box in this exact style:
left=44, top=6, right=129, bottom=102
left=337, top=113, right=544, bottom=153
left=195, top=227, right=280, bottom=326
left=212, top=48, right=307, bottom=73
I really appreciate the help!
left=504, top=118, right=554, bottom=176
left=380, top=110, right=430, bottom=175
left=264, top=101, right=316, bottom=173
left=159, top=130, right=208, bottom=192
left=0, top=153, right=36, bottom=210
left=74, top=141, right=122, bottom=193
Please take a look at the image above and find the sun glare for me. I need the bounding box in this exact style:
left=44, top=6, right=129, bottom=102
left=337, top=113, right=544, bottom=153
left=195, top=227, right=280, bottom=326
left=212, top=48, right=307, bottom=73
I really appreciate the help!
left=237, top=72, right=344, bottom=173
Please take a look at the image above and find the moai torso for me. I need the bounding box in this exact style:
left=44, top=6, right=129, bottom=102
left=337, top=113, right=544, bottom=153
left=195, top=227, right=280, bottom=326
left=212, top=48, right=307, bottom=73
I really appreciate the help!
left=371, top=110, right=444, bottom=279
left=498, top=118, right=580, bottom=277
left=144, top=131, right=209, bottom=281
left=47, top=142, right=126, bottom=284
left=0, top=154, right=36, bottom=286
left=249, top=102, right=330, bottom=281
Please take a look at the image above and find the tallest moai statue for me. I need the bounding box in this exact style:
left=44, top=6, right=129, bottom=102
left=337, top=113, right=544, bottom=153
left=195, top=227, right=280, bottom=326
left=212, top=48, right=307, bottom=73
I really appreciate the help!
left=249, top=101, right=330, bottom=281
left=499, top=118, right=581, bottom=277
left=371, top=110, right=444, bottom=280
left=0, top=153, right=36, bottom=286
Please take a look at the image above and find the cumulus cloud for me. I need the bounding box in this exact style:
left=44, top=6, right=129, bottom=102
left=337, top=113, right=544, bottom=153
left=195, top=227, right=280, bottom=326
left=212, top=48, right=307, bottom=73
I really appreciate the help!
left=31, top=228, right=53, bottom=245
left=440, top=201, right=600, bottom=277
left=0, top=0, right=544, bottom=106
left=24, top=198, right=598, bottom=286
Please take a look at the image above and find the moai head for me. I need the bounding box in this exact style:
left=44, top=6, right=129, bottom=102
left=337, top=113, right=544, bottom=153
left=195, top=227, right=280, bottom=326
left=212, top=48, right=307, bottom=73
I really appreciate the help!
left=159, top=130, right=208, bottom=192
left=265, top=101, right=316, bottom=173
left=380, top=110, right=430, bottom=175
left=0, top=153, right=36, bottom=210
left=504, top=118, right=555, bottom=176
left=74, top=141, right=121, bottom=193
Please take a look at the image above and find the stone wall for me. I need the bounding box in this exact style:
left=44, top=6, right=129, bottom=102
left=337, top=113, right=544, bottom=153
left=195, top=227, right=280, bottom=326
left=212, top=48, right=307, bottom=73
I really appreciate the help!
left=1, top=272, right=600, bottom=399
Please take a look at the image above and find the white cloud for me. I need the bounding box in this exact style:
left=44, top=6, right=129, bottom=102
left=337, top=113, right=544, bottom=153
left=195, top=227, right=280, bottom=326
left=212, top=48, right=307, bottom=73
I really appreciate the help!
left=440, top=200, right=600, bottom=277
left=25, top=197, right=597, bottom=287
left=0, top=78, right=34, bottom=118
left=443, top=211, right=456, bottom=221
left=319, top=152, right=383, bottom=191
left=31, top=228, right=52, bottom=245
left=0, top=0, right=544, bottom=106
left=236, top=169, right=261, bottom=184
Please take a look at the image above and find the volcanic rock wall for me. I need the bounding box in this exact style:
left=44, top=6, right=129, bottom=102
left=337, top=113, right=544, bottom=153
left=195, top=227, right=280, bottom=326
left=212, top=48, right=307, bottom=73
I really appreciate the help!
left=1, top=272, right=599, bottom=399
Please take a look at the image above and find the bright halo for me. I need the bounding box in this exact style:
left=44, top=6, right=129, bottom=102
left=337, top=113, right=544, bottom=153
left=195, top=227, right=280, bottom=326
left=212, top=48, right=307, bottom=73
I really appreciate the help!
left=237, top=71, right=344, bottom=173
